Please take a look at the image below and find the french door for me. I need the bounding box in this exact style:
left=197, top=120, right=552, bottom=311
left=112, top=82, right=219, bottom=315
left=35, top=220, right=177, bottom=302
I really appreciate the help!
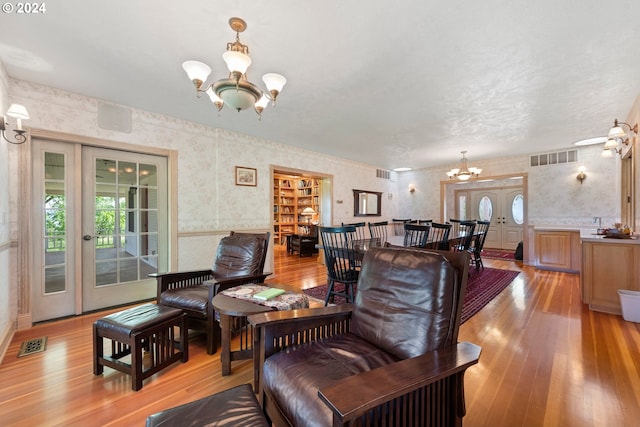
left=469, top=188, right=524, bottom=250
left=31, top=140, right=168, bottom=321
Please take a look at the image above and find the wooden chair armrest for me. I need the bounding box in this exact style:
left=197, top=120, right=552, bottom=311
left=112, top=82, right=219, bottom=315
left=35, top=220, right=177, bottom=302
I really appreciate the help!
left=151, top=269, right=214, bottom=298
left=207, top=272, right=272, bottom=294
left=318, top=342, right=482, bottom=425
left=248, top=304, right=353, bottom=329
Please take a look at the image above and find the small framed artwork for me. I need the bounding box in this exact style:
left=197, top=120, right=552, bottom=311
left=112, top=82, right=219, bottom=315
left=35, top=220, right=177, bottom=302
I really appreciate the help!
left=235, top=166, right=257, bottom=186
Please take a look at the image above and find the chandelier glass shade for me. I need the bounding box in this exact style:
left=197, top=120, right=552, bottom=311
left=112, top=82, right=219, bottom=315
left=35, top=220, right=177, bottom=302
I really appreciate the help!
left=447, top=151, right=482, bottom=181
left=182, top=17, right=286, bottom=116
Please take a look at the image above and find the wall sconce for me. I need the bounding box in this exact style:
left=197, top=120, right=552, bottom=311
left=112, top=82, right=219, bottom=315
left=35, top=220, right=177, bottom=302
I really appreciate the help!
left=576, top=166, right=587, bottom=184
left=602, top=118, right=638, bottom=157
left=408, top=184, right=416, bottom=193
left=0, top=104, right=30, bottom=144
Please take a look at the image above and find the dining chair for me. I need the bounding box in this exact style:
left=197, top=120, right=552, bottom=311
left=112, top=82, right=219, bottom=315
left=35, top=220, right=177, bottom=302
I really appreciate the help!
left=403, top=223, right=431, bottom=248
left=426, top=222, right=452, bottom=250
left=368, top=221, right=389, bottom=243
left=417, top=219, right=433, bottom=225
left=392, top=218, right=412, bottom=236
left=319, top=225, right=359, bottom=305
left=452, top=220, right=477, bottom=253
left=470, top=220, right=491, bottom=271
left=341, top=221, right=367, bottom=240
left=449, top=218, right=461, bottom=237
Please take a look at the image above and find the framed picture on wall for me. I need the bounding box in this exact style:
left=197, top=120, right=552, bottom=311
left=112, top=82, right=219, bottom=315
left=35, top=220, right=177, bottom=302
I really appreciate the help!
left=235, top=166, right=257, bottom=186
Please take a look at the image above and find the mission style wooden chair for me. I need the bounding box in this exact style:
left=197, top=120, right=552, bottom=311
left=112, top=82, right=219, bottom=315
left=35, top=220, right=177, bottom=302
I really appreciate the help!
left=249, top=246, right=481, bottom=427
left=151, top=231, right=270, bottom=354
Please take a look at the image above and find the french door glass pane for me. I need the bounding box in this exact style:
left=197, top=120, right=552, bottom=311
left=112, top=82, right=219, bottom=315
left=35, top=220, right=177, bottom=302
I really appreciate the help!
left=44, top=153, right=66, bottom=294
left=93, top=157, right=159, bottom=287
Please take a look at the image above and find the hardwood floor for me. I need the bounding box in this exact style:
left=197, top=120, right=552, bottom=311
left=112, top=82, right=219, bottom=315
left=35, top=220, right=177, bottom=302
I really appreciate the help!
left=1, top=245, right=640, bottom=426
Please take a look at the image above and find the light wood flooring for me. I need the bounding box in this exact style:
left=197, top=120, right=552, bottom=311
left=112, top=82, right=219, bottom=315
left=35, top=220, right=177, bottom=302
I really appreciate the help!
left=1, top=245, right=640, bottom=426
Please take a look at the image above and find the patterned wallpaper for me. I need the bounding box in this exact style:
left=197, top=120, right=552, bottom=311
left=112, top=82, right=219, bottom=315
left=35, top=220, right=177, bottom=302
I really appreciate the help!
left=8, top=78, right=398, bottom=271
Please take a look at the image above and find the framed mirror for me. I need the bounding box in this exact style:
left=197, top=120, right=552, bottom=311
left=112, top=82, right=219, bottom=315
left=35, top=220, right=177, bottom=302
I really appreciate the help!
left=353, top=189, right=382, bottom=217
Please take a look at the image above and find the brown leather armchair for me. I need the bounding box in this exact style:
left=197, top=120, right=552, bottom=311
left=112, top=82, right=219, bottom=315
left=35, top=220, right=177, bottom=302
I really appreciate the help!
left=151, top=231, right=270, bottom=354
left=249, top=246, right=480, bottom=427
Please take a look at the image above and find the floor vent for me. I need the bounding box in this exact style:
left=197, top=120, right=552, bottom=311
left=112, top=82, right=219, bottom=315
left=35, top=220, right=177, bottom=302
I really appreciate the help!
left=530, top=149, right=577, bottom=167
left=17, top=337, right=48, bottom=358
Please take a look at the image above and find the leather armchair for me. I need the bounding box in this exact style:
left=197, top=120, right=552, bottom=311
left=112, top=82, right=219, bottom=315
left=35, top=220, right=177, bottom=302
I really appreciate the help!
left=151, top=231, right=270, bottom=354
left=249, top=247, right=480, bottom=427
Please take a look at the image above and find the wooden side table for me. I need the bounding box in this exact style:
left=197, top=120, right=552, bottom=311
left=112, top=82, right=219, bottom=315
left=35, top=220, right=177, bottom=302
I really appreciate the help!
left=212, top=294, right=273, bottom=388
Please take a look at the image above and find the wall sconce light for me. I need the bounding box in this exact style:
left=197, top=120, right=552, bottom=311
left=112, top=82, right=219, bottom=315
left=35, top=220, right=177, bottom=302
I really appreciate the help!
left=408, top=184, right=416, bottom=193
left=576, top=166, right=587, bottom=184
left=602, top=118, right=638, bottom=157
left=0, top=104, right=30, bottom=144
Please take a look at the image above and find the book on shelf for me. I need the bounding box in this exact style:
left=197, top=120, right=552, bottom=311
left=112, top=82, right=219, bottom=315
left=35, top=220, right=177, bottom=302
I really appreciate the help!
left=253, top=288, right=286, bottom=301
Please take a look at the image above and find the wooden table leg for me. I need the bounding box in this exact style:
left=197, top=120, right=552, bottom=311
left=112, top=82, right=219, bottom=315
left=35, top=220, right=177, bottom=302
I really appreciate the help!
left=220, top=313, right=231, bottom=376
left=252, top=324, right=261, bottom=391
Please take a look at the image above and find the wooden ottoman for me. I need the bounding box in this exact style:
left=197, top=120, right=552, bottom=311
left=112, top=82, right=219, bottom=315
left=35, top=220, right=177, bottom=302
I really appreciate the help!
left=93, top=303, right=188, bottom=391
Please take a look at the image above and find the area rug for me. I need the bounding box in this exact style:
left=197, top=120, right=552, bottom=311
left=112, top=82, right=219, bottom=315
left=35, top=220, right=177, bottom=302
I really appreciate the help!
left=481, top=248, right=516, bottom=260
left=303, top=267, right=520, bottom=323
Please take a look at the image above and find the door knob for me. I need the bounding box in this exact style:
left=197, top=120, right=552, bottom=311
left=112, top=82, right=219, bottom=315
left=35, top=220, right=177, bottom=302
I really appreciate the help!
left=83, top=235, right=93, bottom=241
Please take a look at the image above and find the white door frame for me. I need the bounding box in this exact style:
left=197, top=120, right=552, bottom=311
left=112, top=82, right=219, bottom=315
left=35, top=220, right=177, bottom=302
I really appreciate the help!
left=21, top=129, right=178, bottom=325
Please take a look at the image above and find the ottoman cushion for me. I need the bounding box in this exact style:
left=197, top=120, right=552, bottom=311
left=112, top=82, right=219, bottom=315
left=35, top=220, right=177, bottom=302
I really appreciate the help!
left=145, top=384, right=268, bottom=427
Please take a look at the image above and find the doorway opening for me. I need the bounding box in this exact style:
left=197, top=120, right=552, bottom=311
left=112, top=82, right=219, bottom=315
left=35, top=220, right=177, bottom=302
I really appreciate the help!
left=272, top=167, right=331, bottom=259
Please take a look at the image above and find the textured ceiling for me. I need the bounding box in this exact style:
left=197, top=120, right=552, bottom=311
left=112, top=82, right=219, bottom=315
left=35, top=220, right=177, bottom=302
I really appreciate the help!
left=1, top=0, right=639, bottom=170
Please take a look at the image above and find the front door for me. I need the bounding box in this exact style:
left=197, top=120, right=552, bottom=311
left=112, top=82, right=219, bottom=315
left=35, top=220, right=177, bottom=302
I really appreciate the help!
left=469, top=188, right=524, bottom=250
left=31, top=140, right=168, bottom=321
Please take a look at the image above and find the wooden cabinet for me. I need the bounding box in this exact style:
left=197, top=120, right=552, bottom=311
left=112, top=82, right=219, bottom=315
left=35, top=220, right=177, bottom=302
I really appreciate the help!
left=582, top=239, right=640, bottom=314
left=535, top=230, right=581, bottom=273
left=273, top=175, right=320, bottom=245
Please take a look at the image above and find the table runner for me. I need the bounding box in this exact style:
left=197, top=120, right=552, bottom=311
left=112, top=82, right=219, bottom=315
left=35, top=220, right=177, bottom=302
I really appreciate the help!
left=220, top=284, right=309, bottom=311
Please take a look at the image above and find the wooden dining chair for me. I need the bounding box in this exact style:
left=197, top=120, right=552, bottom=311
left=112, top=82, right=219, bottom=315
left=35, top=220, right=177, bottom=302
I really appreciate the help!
left=452, top=220, right=477, bottom=253
left=368, top=221, right=389, bottom=243
left=427, top=222, right=452, bottom=250
left=470, top=220, right=491, bottom=271
left=392, top=218, right=412, bottom=236
left=449, top=218, right=461, bottom=237
left=403, top=223, right=431, bottom=248
left=341, top=222, right=367, bottom=240
left=319, top=225, right=359, bottom=305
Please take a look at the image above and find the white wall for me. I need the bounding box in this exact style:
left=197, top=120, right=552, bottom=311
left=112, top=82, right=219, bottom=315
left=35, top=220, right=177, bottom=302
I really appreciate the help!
left=395, top=146, right=621, bottom=228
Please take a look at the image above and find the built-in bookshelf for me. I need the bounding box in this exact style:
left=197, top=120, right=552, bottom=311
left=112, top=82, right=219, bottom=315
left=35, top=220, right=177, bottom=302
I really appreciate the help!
left=273, top=174, right=321, bottom=245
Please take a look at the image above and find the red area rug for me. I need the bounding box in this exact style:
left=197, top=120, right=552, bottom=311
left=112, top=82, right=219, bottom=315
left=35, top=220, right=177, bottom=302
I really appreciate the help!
left=482, top=249, right=516, bottom=260
left=303, top=267, right=519, bottom=323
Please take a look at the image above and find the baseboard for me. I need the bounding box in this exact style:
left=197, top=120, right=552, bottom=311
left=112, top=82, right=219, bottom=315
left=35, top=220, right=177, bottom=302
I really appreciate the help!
left=0, top=321, right=15, bottom=364
left=17, top=313, right=32, bottom=330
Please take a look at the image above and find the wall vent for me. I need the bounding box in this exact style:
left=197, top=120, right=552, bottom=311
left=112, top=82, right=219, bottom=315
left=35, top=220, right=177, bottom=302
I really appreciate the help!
left=530, top=149, right=577, bottom=167
left=98, top=102, right=132, bottom=133
left=376, top=169, right=391, bottom=179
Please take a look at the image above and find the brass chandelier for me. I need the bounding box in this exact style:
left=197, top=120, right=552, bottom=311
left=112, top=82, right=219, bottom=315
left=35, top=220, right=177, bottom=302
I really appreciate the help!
left=182, top=17, right=286, bottom=117
left=446, top=151, right=482, bottom=181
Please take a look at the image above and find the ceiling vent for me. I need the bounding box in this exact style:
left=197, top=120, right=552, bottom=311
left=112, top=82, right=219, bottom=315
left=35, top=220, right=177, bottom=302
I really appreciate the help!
left=530, top=149, right=577, bottom=167
left=376, top=169, right=391, bottom=179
